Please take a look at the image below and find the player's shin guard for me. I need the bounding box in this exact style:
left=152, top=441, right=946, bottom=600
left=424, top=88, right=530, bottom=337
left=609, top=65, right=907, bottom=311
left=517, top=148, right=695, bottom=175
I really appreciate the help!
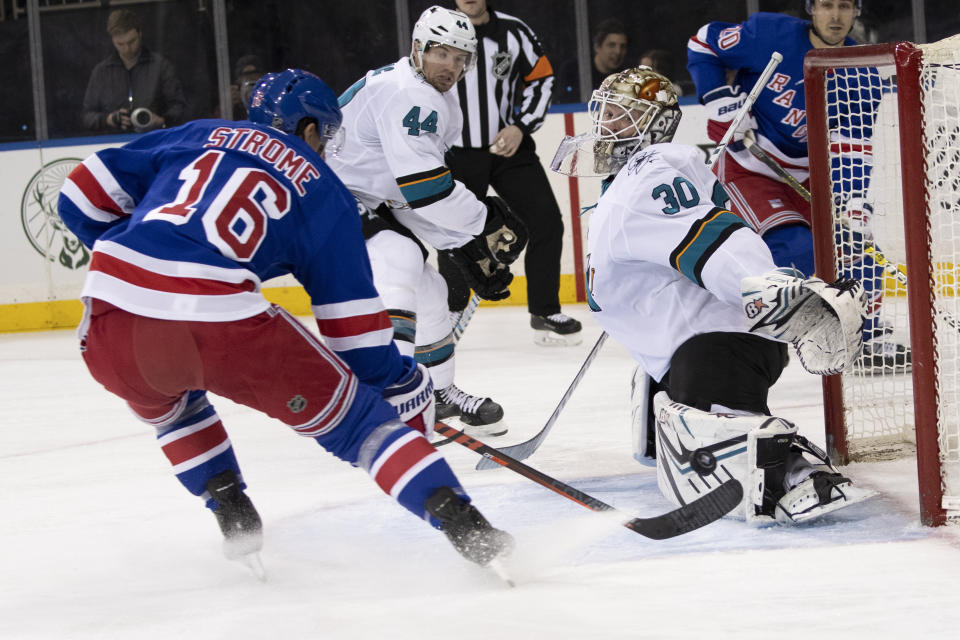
left=154, top=390, right=243, bottom=505
left=356, top=419, right=467, bottom=527
left=652, top=391, right=797, bottom=525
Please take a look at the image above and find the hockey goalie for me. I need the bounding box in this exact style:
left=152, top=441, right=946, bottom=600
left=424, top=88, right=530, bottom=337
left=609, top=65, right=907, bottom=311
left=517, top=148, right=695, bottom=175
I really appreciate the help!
left=552, top=66, right=875, bottom=525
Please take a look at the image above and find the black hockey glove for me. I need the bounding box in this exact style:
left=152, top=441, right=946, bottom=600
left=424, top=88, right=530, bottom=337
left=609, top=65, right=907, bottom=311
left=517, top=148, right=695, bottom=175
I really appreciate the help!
left=476, top=196, right=528, bottom=265
left=439, top=247, right=513, bottom=301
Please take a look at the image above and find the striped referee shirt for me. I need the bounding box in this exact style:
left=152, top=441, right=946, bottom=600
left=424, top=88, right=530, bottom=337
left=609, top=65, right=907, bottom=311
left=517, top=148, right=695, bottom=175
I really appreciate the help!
left=454, top=8, right=554, bottom=149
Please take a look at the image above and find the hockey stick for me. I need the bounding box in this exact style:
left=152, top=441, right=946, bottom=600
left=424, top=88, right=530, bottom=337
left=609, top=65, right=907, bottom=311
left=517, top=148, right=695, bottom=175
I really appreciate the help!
left=452, top=293, right=481, bottom=344
left=436, top=421, right=742, bottom=539
left=743, top=130, right=810, bottom=201
left=707, top=51, right=783, bottom=168
left=474, top=331, right=609, bottom=470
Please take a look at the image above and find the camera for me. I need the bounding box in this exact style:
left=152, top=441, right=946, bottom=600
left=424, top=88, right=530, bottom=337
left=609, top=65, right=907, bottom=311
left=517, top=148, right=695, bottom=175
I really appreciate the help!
left=131, top=107, right=154, bottom=132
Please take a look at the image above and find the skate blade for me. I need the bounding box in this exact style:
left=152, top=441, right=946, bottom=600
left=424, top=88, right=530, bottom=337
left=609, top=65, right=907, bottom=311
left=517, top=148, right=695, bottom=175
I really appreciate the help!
left=488, top=558, right=515, bottom=587
left=533, top=330, right=583, bottom=347
left=777, top=487, right=878, bottom=525
left=434, top=417, right=509, bottom=443
left=237, top=552, right=267, bottom=582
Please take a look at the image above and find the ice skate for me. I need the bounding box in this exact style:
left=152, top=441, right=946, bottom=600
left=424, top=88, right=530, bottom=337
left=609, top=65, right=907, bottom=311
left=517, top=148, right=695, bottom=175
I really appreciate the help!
left=435, top=384, right=507, bottom=437
left=854, top=327, right=911, bottom=374
left=206, top=470, right=264, bottom=566
left=425, top=487, right=514, bottom=569
left=775, top=468, right=876, bottom=525
left=531, top=312, right=583, bottom=346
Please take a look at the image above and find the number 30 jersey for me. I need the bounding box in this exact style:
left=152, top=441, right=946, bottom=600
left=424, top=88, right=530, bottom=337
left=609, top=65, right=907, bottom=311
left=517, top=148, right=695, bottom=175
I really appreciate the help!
left=586, top=142, right=779, bottom=381
left=327, top=58, right=486, bottom=250
left=57, top=119, right=405, bottom=388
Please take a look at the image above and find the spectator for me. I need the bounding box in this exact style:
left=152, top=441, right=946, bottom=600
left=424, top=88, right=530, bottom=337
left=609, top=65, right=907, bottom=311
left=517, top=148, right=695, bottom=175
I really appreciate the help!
left=230, top=54, right=264, bottom=120
left=555, top=18, right=629, bottom=103
left=638, top=48, right=691, bottom=96
left=443, top=0, right=583, bottom=346
left=82, top=9, right=187, bottom=133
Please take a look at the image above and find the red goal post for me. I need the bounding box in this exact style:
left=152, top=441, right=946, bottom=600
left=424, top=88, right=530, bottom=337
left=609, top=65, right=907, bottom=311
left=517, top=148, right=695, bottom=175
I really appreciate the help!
left=805, top=38, right=960, bottom=526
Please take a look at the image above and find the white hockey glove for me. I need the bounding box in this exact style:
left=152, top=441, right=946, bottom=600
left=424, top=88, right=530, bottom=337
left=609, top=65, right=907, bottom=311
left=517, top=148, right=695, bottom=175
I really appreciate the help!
left=703, top=85, right=757, bottom=145
left=382, top=357, right=435, bottom=436
left=741, top=268, right=867, bottom=375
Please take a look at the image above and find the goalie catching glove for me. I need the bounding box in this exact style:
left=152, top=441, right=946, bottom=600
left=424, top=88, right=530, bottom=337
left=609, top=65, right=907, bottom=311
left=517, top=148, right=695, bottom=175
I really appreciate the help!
left=741, top=267, right=867, bottom=375
left=441, top=196, right=528, bottom=301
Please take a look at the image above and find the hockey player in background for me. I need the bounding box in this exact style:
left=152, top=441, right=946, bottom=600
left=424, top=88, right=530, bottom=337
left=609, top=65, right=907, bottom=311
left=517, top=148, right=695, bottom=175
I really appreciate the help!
left=687, top=0, right=910, bottom=371
left=326, top=6, right=528, bottom=437
left=56, top=69, right=512, bottom=572
left=551, top=66, right=874, bottom=525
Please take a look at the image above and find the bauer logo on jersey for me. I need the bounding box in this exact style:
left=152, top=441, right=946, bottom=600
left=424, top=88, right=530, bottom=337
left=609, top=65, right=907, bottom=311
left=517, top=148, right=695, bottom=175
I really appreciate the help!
left=491, top=52, right=513, bottom=80
left=21, top=158, right=90, bottom=270
left=744, top=297, right=768, bottom=319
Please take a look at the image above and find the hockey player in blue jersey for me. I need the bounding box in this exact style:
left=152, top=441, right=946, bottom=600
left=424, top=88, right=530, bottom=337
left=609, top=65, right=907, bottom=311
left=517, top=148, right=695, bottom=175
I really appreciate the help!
left=687, top=0, right=909, bottom=370
left=57, top=69, right=511, bottom=572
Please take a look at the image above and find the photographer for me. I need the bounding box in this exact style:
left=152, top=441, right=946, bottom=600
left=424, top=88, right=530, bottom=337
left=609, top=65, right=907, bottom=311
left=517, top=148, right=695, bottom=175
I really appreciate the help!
left=82, top=9, right=187, bottom=133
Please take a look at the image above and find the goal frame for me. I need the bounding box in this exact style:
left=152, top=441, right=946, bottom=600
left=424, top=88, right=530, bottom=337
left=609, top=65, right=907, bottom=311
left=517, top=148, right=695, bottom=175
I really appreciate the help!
left=805, top=42, right=946, bottom=526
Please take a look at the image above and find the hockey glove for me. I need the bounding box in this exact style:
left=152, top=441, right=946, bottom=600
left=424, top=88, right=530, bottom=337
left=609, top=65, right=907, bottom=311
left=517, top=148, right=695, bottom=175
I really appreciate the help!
left=703, top=85, right=757, bottom=145
left=382, top=357, right=435, bottom=436
left=478, top=196, right=528, bottom=265
left=439, top=247, right=513, bottom=301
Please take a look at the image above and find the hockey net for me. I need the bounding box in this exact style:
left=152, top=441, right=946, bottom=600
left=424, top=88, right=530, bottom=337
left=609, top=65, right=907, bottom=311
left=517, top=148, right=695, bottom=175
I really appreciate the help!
left=805, top=37, right=960, bottom=526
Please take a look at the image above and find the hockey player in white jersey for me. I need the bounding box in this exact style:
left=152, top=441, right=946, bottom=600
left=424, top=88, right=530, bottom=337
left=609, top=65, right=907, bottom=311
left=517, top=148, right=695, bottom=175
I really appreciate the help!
left=326, top=5, right=527, bottom=437
left=552, top=67, right=874, bottom=525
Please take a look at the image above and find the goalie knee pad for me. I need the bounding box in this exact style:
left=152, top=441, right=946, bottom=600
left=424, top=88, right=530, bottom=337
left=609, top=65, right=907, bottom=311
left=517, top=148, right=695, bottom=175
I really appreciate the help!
left=630, top=366, right=655, bottom=467
left=741, top=268, right=866, bottom=375
left=652, top=391, right=798, bottom=525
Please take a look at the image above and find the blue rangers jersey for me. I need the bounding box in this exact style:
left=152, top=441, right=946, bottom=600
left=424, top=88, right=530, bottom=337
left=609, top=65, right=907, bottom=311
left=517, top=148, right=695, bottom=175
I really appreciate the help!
left=57, top=119, right=405, bottom=389
left=587, top=143, right=778, bottom=381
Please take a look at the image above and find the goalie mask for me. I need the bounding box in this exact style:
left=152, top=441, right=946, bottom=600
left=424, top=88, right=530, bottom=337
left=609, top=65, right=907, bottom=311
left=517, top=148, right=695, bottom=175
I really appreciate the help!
left=551, top=66, right=681, bottom=177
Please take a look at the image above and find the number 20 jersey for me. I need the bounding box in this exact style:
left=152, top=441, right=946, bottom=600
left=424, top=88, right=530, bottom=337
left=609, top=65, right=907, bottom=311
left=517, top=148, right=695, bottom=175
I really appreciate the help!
left=57, top=119, right=404, bottom=388
left=586, top=142, right=779, bottom=381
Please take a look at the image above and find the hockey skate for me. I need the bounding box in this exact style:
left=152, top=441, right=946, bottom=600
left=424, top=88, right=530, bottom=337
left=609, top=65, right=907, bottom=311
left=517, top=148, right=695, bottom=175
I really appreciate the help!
left=530, top=312, right=583, bottom=346
left=772, top=440, right=876, bottom=524
left=855, top=328, right=911, bottom=374
left=207, top=471, right=263, bottom=563
left=435, top=384, right=507, bottom=437
left=775, top=468, right=877, bottom=525
left=425, top=487, right=514, bottom=567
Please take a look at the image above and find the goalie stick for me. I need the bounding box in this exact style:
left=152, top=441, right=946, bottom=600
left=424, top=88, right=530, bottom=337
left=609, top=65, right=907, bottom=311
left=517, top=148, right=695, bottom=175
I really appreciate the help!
left=474, top=331, right=608, bottom=470
left=436, top=421, right=743, bottom=540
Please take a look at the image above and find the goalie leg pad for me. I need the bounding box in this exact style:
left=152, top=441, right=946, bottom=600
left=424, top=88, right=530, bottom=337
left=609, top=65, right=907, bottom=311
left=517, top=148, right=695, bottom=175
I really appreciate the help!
left=741, top=268, right=866, bottom=375
left=630, top=366, right=655, bottom=467
left=653, top=391, right=797, bottom=525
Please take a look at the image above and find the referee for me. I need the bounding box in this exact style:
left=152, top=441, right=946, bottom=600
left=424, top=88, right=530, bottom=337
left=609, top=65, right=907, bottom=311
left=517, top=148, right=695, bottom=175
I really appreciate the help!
left=440, top=0, right=583, bottom=346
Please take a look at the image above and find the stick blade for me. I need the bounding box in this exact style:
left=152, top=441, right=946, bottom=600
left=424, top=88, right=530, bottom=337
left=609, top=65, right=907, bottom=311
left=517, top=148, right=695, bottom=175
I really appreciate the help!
left=623, top=479, right=743, bottom=540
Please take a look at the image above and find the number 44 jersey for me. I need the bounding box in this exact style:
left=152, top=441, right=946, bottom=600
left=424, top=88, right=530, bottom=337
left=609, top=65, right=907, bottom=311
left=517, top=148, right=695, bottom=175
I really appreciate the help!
left=586, top=142, right=780, bottom=381
left=327, top=58, right=486, bottom=251
left=57, top=118, right=404, bottom=388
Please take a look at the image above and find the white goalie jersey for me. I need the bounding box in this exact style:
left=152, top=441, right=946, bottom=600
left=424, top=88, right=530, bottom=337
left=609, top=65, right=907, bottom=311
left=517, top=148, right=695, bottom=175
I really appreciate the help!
left=327, top=58, right=486, bottom=250
left=586, top=142, right=780, bottom=381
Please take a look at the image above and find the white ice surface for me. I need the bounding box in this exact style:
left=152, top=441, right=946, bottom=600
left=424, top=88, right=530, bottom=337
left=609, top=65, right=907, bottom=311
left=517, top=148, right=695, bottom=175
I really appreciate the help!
left=2, top=305, right=959, bottom=639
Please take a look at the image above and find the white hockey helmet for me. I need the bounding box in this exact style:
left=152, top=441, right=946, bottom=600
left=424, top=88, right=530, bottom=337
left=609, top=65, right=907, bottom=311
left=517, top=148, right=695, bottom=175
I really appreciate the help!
left=588, top=66, right=681, bottom=172
left=411, top=6, right=478, bottom=77
left=805, top=0, right=861, bottom=16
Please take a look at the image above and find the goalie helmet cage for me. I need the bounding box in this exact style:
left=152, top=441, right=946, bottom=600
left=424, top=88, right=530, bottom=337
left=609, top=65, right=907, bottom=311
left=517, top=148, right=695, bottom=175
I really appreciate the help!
left=805, top=36, right=960, bottom=527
